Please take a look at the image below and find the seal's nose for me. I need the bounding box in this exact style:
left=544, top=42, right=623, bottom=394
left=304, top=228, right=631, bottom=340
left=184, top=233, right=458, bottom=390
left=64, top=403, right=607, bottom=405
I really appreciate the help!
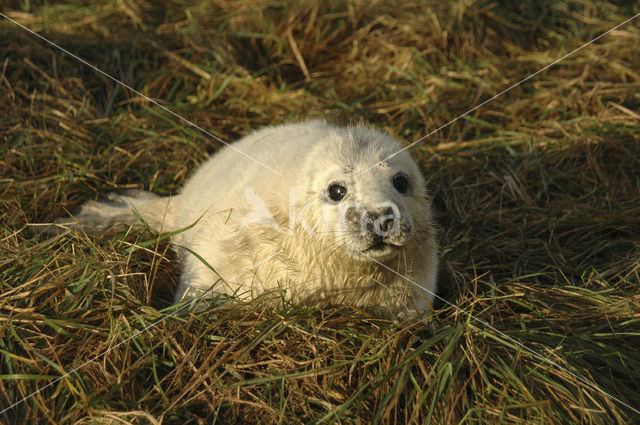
left=344, top=204, right=400, bottom=236
left=371, top=206, right=399, bottom=236
left=379, top=207, right=395, bottom=233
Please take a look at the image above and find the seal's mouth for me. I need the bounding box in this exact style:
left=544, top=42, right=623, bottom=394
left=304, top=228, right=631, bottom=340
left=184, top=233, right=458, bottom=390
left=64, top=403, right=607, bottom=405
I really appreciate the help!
left=363, top=240, right=401, bottom=259
left=366, top=241, right=395, bottom=251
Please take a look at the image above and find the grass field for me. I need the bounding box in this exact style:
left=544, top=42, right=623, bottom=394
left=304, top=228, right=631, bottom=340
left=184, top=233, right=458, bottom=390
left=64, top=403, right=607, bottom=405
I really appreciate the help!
left=1, top=0, right=640, bottom=423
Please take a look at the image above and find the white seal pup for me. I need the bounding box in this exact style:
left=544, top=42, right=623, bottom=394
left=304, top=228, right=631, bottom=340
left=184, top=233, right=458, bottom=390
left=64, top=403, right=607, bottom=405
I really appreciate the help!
left=58, top=120, right=438, bottom=318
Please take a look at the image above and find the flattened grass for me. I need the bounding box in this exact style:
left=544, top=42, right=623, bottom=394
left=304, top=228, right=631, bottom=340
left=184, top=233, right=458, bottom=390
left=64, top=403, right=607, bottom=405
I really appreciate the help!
left=1, top=0, right=640, bottom=423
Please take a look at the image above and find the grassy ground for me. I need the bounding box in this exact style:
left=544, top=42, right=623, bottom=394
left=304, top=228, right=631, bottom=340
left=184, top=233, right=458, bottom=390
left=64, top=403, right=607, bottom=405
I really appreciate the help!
left=1, top=0, right=640, bottom=423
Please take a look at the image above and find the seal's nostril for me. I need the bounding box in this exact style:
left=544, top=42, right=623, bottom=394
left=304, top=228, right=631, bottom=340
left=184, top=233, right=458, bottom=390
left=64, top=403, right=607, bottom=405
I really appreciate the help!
left=379, top=207, right=396, bottom=233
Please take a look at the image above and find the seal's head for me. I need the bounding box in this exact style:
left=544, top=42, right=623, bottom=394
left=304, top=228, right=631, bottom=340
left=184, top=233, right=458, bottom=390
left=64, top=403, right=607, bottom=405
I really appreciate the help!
left=302, top=124, right=432, bottom=262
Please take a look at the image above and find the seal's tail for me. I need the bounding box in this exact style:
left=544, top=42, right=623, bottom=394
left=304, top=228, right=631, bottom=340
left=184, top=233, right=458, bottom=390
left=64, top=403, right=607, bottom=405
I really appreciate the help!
left=54, top=190, right=177, bottom=234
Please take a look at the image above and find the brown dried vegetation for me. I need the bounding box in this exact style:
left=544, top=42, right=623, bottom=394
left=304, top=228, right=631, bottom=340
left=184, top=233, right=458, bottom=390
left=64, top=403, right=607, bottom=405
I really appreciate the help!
left=1, top=0, right=639, bottom=424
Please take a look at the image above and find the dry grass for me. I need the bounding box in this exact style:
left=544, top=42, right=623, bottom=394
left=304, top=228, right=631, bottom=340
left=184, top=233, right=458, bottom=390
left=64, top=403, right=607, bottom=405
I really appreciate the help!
left=1, top=0, right=640, bottom=423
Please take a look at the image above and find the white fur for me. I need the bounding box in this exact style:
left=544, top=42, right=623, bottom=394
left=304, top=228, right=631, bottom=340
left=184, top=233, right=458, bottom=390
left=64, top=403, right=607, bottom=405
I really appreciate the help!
left=61, top=121, right=438, bottom=318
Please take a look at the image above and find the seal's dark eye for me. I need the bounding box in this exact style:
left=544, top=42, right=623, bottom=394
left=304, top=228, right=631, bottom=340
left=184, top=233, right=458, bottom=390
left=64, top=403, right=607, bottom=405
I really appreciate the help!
left=328, top=184, right=347, bottom=202
left=393, top=174, right=409, bottom=194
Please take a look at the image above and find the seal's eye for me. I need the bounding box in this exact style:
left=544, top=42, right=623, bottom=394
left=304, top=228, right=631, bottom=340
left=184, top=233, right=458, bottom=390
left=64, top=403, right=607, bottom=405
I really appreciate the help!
left=328, top=184, right=347, bottom=202
left=393, top=174, right=409, bottom=194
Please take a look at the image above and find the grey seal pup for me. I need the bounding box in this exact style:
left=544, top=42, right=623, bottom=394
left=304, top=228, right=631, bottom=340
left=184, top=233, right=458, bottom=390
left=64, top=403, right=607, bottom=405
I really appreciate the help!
left=58, top=120, right=438, bottom=318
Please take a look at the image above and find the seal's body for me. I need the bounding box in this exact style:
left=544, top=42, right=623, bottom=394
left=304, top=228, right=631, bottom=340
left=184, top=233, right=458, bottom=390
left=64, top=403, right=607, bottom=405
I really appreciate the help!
left=62, top=121, right=438, bottom=318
